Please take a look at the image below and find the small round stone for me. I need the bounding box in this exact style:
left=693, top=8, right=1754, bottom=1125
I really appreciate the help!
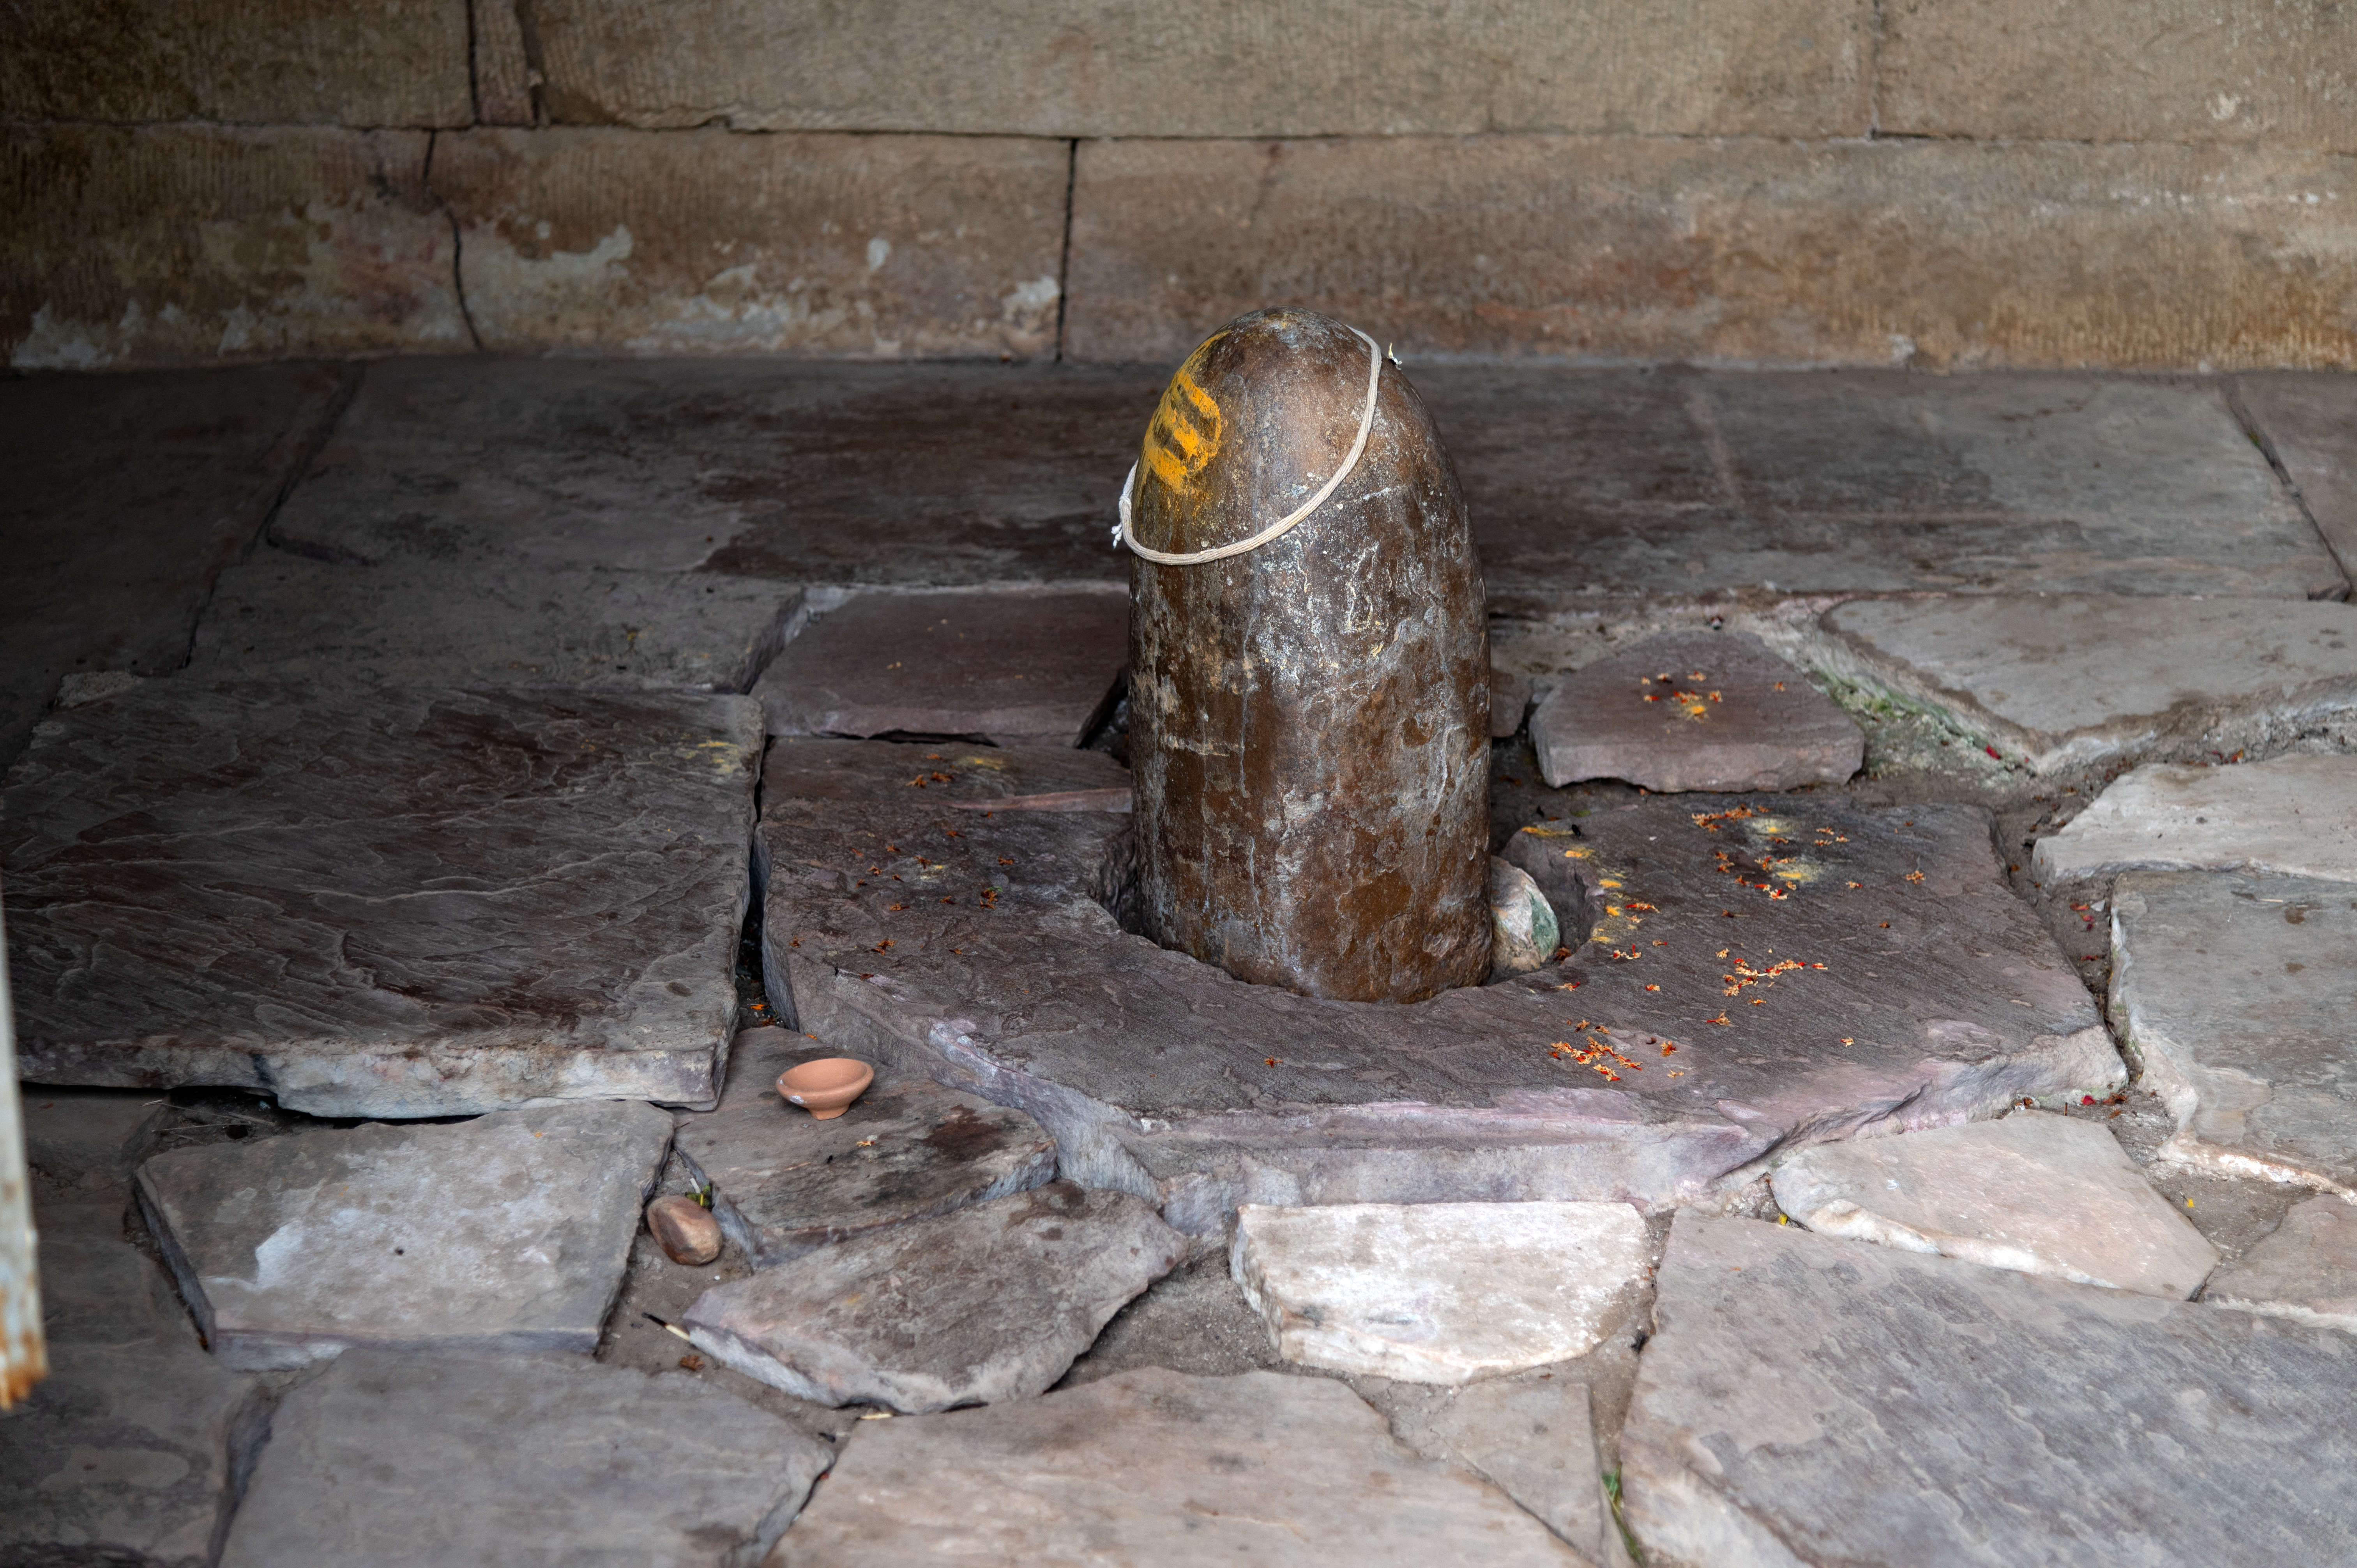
left=646, top=1194, right=723, bottom=1265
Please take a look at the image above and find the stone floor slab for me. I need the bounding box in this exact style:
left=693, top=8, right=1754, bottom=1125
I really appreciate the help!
left=760, top=741, right=2117, bottom=1232
left=2033, top=754, right=2357, bottom=890
left=4, top=679, right=760, bottom=1116
left=2111, top=870, right=2357, bottom=1200
left=1809, top=594, right=2357, bottom=772
left=674, top=1025, right=1057, bottom=1268
left=219, top=1348, right=833, bottom=1568
left=1230, top=1201, right=1650, bottom=1384
left=770, top=1366, right=1579, bottom=1564
left=684, top=1180, right=1183, bottom=1412
left=749, top=587, right=1127, bottom=746
left=2205, top=1195, right=2357, bottom=1333
left=1, top=1197, right=265, bottom=1568
left=1528, top=631, right=1861, bottom=791
left=1383, top=1373, right=1618, bottom=1563
left=0, top=362, right=352, bottom=772
left=191, top=551, right=801, bottom=692
left=2237, top=372, right=2357, bottom=587
left=1622, top=1213, right=2357, bottom=1568
left=136, top=1100, right=674, bottom=1370
left=1770, top=1111, right=2217, bottom=1297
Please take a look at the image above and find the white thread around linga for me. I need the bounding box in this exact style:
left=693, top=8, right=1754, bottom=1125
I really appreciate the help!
left=1112, top=325, right=1384, bottom=566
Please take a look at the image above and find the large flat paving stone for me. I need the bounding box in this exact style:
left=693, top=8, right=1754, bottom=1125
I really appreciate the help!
left=1435, top=367, right=2341, bottom=602
left=1230, top=1201, right=1650, bottom=1383
left=219, top=1348, right=834, bottom=1568
left=1528, top=630, right=1861, bottom=791
left=760, top=741, right=2118, bottom=1231
left=3, top=679, right=760, bottom=1116
left=265, top=356, right=1156, bottom=584
left=1769, top=1111, right=2217, bottom=1297
left=2111, top=870, right=2357, bottom=1200
left=770, top=1366, right=1580, bottom=1564
left=136, top=1100, right=674, bottom=1370
left=675, top=1024, right=1057, bottom=1268
left=1383, top=1373, right=1618, bottom=1562
left=1622, top=1213, right=2357, bottom=1567
left=2205, top=1195, right=2357, bottom=1334
left=1, top=1197, right=265, bottom=1568
left=191, top=552, right=801, bottom=692
left=1810, top=594, right=2357, bottom=772
left=684, top=1181, right=1184, bottom=1412
left=2237, top=372, right=2357, bottom=586
left=2033, top=753, right=2357, bottom=890
left=0, top=363, right=352, bottom=772
left=749, top=587, right=1127, bottom=745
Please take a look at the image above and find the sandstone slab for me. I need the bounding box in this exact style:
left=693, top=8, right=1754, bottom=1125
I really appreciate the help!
left=1230, top=1201, right=1650, bottom=1384
left=4, top=125, right=466, bottom=368
left=1067, top=134, right=2357, bottom=382
left=674, top=1025, right=1057, bottom=1268
left=2240, top=372, right=2357, bottom=584
left=2034, top=754, right=2357, bottom=890
left=4, top=680, right=759, bottom=1116
left=1, top=1197, right=264, bottom=1568
left=433, top=128, right=1069, bottom=358
left=264, top=355, right=1153, bottom=584
left=760, top=741, right=2117, bottom=1233
left=1530, top=632, right=1861, bottom=791
left=1770, top=1111, right=2218, bottom=1297
left=219, top=1348, right=833, bottom=1568
left=0, top=362, right=350, bottom=771
left=1812, top=595, right=2357, bottom=772
left=2111, top=870, right=2357, bottom=1200
left=751, top=588, right=1127, bottom=746
left=1623, top=1213, right=2357, bottom=1567
left=136, top=1100, right=674, bottom=1370
left=685, top=1181, right=1183, bottom=1412
left=1384, top=1373, right=1617, bottom=1562
left=192, top=552, right=802, bottom=693
left=2206, top=1196, right=2357, bottom=1333
left=771, top=1366, right=1578, bottom=1564
left=22, top=1087, right=161, bottom=1203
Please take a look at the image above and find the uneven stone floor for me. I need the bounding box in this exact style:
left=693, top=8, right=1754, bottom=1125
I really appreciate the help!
left=7, top=356, right=2357, bottom=1566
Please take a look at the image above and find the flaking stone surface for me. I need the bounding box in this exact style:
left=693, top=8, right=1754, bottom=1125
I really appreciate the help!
left=136, top=1101, right=675, bottom=1370
left=759, top=741, right=2118, bottom=1232
left=1230, top=1201, right=1650, bottom=1383
left=750, top=586, right=1128, bottom=746
left=219, top=1349, right=832, bottom=1568
left=1530, top=632, right=1861, bottom=792
left=2033, top=753, right=2357, bottom=889
left=674, top=1025, right=1057, bottom=1267
left=684, top=1180, right=1184, bottom=1411
left=2110, top=870, right=2357, bottom=1199
left=770, top=1367, right=1578, bottom=1564
left=1622, top=1214, right=2357, bottom=1567
left=1769, top=1112, right=2217, bottom=1297
left=3, top=679, right=760, bottom=1116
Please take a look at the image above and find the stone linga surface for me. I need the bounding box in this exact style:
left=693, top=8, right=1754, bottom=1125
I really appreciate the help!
left=1229, top=1201, right=1650, bottom=1383
left=750, top=586, right=1129, bottom=746
left=2033, top=753, right=2357, bottom=890
left=136, top=1101, right=675, bottom=1370
left=760, top=741, right=2118, bottom=1232
left=2, top=679, right=760, bottom=1116
left=675, top=1024, right=1057, bottom=1267
left=1624, top=1215, right=2357, bottom=1568
left=1529, top=631, right=1862, bottom=792
left=772, top=1367, right=1579, bottom=1565
left=2110, top=870, right=2357, bottom=1199
left=219, top=1349, right=835, bottom=1568
left=684, top=1181, right=1184, bottom=1412
left=1769, top=1112, right=2218, bottom=1298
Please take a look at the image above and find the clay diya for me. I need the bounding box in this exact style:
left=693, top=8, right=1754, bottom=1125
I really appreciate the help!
left=777, top=1057, right=874, bottom=1119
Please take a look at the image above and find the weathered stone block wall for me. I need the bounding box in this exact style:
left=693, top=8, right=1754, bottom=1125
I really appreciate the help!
left=4, top=0, right=2355, bottom=369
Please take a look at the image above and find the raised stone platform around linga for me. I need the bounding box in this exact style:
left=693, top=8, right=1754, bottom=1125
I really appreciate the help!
left=3, top=679, right=760, bottom=1116
left=758, top=741, right=2122, bottom=1233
